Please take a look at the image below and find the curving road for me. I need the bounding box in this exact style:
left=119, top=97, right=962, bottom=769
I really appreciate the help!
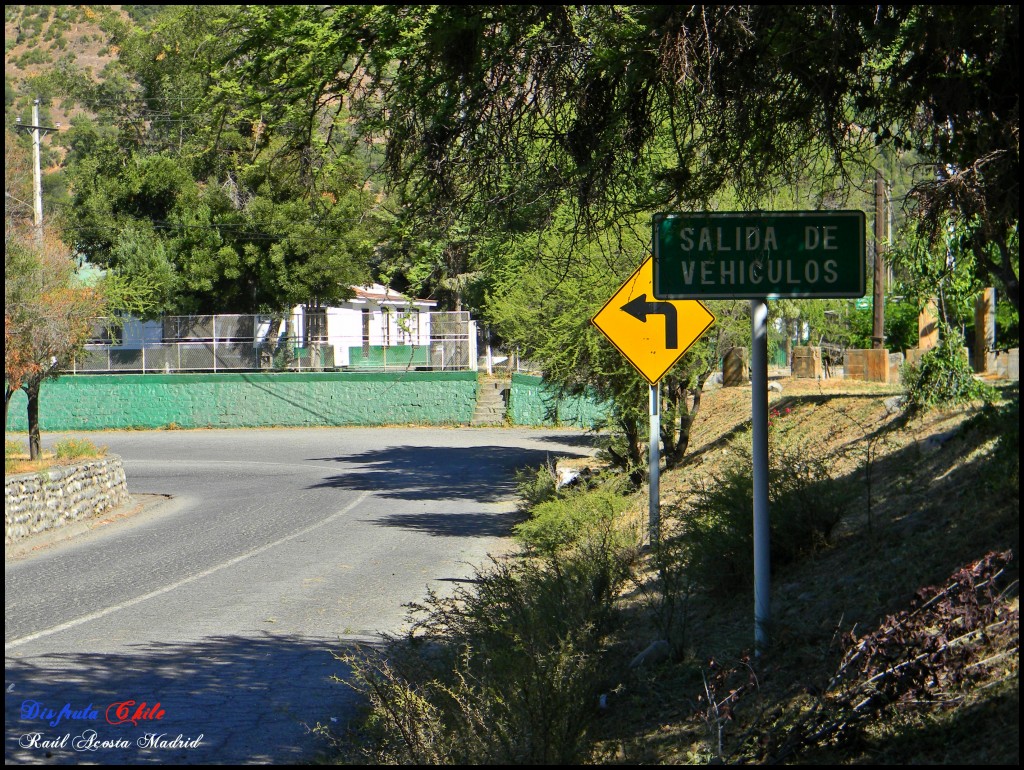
left=5, top=426, right=598, bottom=764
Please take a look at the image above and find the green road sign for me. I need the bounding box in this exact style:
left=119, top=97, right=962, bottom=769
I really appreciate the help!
left=653, top=211, right=866, bottom=300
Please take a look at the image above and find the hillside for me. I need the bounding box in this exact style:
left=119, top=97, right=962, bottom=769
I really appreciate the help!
left=5, top=5, right=127, bottom=125
left=592, top=376, right=1019, bottom=764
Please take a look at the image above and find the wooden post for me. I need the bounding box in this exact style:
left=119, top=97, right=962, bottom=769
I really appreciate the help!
left=974, top=288, right=996, bottom=372
left=872, top=171, right=887, bottom=349
left=919, top=299, right=939, bottom=351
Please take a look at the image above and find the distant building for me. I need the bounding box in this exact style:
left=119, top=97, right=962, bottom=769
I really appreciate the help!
left=79, top=284, right=475, bottom=372
left=289, top=284, right=438, bottom=368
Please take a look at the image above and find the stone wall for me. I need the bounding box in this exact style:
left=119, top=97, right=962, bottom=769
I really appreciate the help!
left=5, top=456, right=129, bottom=544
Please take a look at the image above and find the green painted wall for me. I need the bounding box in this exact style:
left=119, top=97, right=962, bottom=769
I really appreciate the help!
left=5, top=372, right=479, bottom=431
left=508, top=373, right=610, bottom=428
left=347, top=345, right=430, bottom=369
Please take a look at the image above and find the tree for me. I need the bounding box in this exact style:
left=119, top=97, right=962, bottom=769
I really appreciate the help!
left=52, top=5, right=383, bottom=315
left=219, top=5, right=1017, bottom=309
left=212, top=6, right=1016, bottom=476
left=4, top=231, right=105, bottom=457
left=859, top=6, right=1019, bottom=311
left=4, top=226, right=161, bottom=458
left=4, top=128, right=159, bottom=457
left=485, top=209, right=722, bottom=483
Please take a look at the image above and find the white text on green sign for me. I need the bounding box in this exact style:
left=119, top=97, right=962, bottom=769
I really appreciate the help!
left=653, top=211, right=866, bottom=300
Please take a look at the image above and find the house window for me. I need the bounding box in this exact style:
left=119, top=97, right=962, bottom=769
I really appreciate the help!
left=304, top=306, right=327, bottom=345
left=362, top=308, right=371, bottom=355
left=381, top=307, right=391, bottom=346
left=90, top=319, right=120, bottom=345
left=398, top=309, right=420, bottom=343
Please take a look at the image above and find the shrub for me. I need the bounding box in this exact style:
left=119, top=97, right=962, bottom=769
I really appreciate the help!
left=53, top=437, right=105, bottom=460
left=340, top=548, right=632, bottom=764
left=641, top=531, right=697, bottom=651
left=513, top=460, right=559, bottom=511
left=337, top=462, right=642, bottom=765
left=901, top=326, right=996, bottom=414
left=513, top=485, right=635, bottom=555
left=679, top=429, right=850, bottom=596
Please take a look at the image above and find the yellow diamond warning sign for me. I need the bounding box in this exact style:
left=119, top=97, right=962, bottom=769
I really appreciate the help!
left=591, top=257, right=715, bottom=384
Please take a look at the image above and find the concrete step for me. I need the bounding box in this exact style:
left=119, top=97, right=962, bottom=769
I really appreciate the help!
left=472, top=380, right=510, bottom=425
left=472, top=402, right=507, bottom=416
left=476, top=392, right=505, bottom=407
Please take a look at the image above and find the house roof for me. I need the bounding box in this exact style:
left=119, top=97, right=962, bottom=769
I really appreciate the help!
left=350, top=284, right=436, bottom=307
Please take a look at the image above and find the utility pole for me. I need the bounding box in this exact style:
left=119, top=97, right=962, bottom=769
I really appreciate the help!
left=14, top=98, right=59, bottom=247
left=871, top=170, right=887, bottom=349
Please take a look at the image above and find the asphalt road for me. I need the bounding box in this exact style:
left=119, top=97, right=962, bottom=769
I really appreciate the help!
left=4, top=426, right=599, bottom=764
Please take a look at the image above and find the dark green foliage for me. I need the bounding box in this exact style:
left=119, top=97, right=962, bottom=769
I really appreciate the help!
left=47, top=5, right=383, bottom=315
left=901, top=326, right=997, bottom=414
left=848, top=299, right=922, bottom=353
left=994, top=296, right=1020, bottom=349
left=222, top=5, right=1018, bottom=309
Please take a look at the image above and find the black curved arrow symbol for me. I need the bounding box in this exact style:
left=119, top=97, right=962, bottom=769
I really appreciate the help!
left=621, top=294, right=678, bottom=349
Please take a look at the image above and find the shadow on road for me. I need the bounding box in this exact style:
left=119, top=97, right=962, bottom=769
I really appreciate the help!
left=365, top=507, right=524, bottom=538
left=5, top=632, right=374, bottom=765
left=307, top=443, right=592, bottom=502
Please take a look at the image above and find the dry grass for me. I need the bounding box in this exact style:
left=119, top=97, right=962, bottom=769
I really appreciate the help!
left=5, top=455, right=60, bottom=475
left=5, top=438, right=107, bottom=475
left=588, top=376, right=1019, bottom=765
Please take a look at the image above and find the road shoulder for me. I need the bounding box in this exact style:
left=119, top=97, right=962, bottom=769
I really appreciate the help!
left=5, top=493, right=174, bottom=561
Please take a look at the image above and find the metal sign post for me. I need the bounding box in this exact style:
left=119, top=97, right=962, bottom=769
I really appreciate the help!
left=591, top=257, right=715, bottom=546
left=648, top=382, right=660, bottom=544
left=750, top=298, right=771, bottom=653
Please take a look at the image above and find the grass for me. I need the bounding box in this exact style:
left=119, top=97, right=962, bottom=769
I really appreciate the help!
left=5, top=437, right=107, bottom=475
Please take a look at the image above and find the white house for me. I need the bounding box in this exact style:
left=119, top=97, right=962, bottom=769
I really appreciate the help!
left=80, top=284, right=475, bottom=372
left=95, top=316, right=163, bottom=349
left=289, top=284, right=440, bottom=368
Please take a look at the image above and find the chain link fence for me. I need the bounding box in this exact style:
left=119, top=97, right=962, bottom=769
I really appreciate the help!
left=70, top=313, right=477, bottom=374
